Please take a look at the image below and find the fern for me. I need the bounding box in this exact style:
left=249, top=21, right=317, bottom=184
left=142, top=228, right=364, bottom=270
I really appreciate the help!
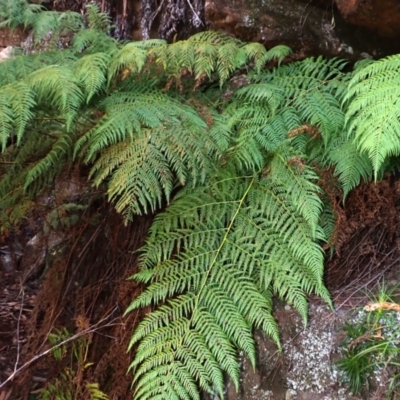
left=0, top=0, right=42, bottom=30
left=344, top=54, right=400, bottom=177
left=0, top=82, right=35, bottom=150
left=85, top=4, right=112, bottom=32
left=77, top=91, right=226, bottom=218
left=228, top=55, right=377, bottom=196
left=145, top=31, right=290, bottom=86
left=126, top=156, right=329, bottom=399
left=4, top=17, right=400, bottom=399
left=326, top=137, right=373, bottom=197
left=73, top=52, right=110, bottom=102
left=24, top=129, right=74, bottom=191
left=107, top=39, right=164, bottom=84
left=72, top=28, right=118, bottom=54
left=27, top=65, right=84, bottom=130
left=26, top=10, right=84, bottom=45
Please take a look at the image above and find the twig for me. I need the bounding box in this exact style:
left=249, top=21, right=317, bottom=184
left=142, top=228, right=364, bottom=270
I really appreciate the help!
left=148, top=0, right=165, bottom=33
left=185, top=0, right=204, bottom=27
left=0, top=307, right=119, bottom=389
left=12, top=286, right=24, bottom=376
left=334, top=252, right=400, bottom=312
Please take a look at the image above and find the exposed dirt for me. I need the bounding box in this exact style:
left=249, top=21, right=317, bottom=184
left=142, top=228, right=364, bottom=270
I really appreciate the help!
left=0, top=169, right=153, bottom=399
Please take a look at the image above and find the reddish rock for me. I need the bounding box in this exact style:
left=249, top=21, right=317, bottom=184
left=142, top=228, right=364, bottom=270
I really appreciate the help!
left=0, top=27, right=26, bottom=47
left=204, top=0, right=400, bottom=58
left=205, top=0, right=374, bottom=58
left=335, top=0, right=400, bottom=37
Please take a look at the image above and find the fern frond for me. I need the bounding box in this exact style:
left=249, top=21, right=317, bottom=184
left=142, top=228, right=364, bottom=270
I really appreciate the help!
left=72, top=28, right=118, bottom=54
left=85, top=4, right=112, bottom=32
left=344, top=54, right=400, bottom=176
left=0, top=0, right=42, bottom=30
left=231, top=56, right=346, bottom=153
left=27, top=65, right=84, bottom=129
left=107, top=41, right=161, bottom=84
left=268, top=145, right=323, bottom=235
left=24, top=130, right=73, bottom=191
left=127, top=162, right=329, bottom=398
left=146, top=31, right=281, bottom=86
left=327, top=138, right=373, bottom=197
left=0, top=82, right=35, bottom=150
left=88, top=124, right=220, bottom=217
left=216, top=41, right=242, bottom=84
left=73, top=52, right=110, bottom=102
left=85, top=382, right=109, bottom=400
left=27, top=10, right=83, bottom=45
left=76, top=91, right=204, bottom=159
left=294, top=89, right=344, bottom=142
left=263, top=45, right=292, bottom=65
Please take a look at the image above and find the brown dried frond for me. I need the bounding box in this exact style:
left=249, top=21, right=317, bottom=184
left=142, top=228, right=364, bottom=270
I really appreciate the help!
left=364, top=301, right=400, bottom=312
left=287, top=156, right=305, bottom=173
left=187, top=98, right=214, bottom=127
left=74, top=315, right=90, bottom=332
left=325, top=176, right=400, bottom=289
left=288, top=124, right=320, bottom=139
left=193, top=72, right=207, bottom=91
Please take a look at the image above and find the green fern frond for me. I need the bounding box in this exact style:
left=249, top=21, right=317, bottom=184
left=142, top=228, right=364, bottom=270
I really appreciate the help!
left=0, top=82, right=35, bottom=150
left=192, top=41, right=217, bottom=80
left=73, top=52, right=110, bottom=102
left=85, top=4, right=112, bottom=32
left=344, top=54, right=400, bottom=176
left=85, top=382, right=109, bottom=400
left=27, top=65, right=84, bottom=129
left=251, top=56, right=347, bottom=93
left=230, top=56, right=346, bottom=158
left=147, top=31, right=279, bottom=86
left=72, top=28, right=118, bottom=54
left=107, top=40, right=163, bottom=84
left=27, top=10, right=83, bottom=45
left=294, top=89, right=344, bottom=142
left=217, top=41, right=243, bottom=84
left=126, top=162, right=329, bottom=398
left=24, top=130, right=73, bottom=191
left=0, top=0, right=42, bottom=30
left=76, top=91, right=206, bottom=159
left=86, top=107, right=222, bottom=218
left=0, top=49, right=79, bottom=87
left=268, top=146, right=323, bottom=235
left=327, top=138, right=373, bottom=197
left=262, top=45, right=292, bottom=65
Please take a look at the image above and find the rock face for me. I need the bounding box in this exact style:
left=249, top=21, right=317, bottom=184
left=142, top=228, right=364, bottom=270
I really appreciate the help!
left=204, top=0, right=400, bottom=58
left=0, top=27, right=26, bottom=47
left=30, top=0, right=400, bottom=58
left=335, top=0, right=400, bottom=38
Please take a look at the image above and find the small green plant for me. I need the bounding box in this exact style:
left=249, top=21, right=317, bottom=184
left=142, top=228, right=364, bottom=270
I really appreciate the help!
left=41, top=325, right=109, bottom=400
left=337, top=284, right=400, bottom=398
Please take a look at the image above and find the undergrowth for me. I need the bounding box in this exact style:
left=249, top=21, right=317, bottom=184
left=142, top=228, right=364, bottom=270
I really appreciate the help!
left=338, top=284, right=400, bottom=398
left=41, top=326, right=109, bottom=400
left=2, top=1, right=400, bottom=399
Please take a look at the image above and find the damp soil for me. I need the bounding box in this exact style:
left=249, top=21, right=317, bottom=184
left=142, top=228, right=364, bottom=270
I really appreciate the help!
left=1, top=175, right=400, bottom=399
